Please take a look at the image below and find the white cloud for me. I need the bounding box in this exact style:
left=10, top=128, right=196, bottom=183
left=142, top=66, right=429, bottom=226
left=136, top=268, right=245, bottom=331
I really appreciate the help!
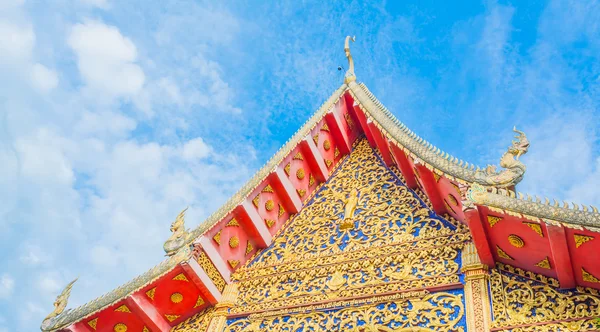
left=158, top=78, right=183, bottom=106
left=0, top=21, right=35, bottom=62
left=15, top=129, right=74, bottom=186
left=31, top=63, right=58, bottom=92
left=0, top=274, right=14, bottom=299
left=68, top=20, right=145, bottom=98
left=182, top=137, right=210, bottom=161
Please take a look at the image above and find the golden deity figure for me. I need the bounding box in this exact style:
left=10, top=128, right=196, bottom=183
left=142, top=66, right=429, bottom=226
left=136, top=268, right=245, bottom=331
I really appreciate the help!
left=163, top=207, right=190, bottom=256
left=41, top=278, right=77, bottom=330
left=340, top=187, right=359, bottom=230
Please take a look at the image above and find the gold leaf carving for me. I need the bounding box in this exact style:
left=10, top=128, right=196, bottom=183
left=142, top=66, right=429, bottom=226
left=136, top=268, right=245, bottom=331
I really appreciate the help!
left=278, top=204, right=285, bottom=217
left=113, top=323, right=127, bottom=332
left=582, top=268, right=600, bottom=283
left=87, top=318, right=98, bottom=330
left=229, top=236, right=239, bottom=248
left=496, top=245, right=513, bottom=260
left=228, top=260, right=240, bottom=268
left=312, top=134, right=319, bottom=145
left=447, top=194, right=458, bottom=206
left=226, top=140, right=471, bottom=318
left=321, top=123, right=329, bottom=132
left=535, top=257, right=551, bottom=269
left=574, top=234, right=594, bottom=248
left=296, top=168, right=305, bottom=180
left=297, top=189, right=306, bottom=197
left=284, top=163, right=291, bottom=176
left=523, top=221, right=543, bottom=237
left=325, top=159, right=333, bottom=168
left=245, top=241, right=254, bottom=255
left=265, top=200, right=275, bottom=211
left=433, top=173, right=441, bottom=182
left=165, top=314, right=180, bottom=322
left=213, top=231, right=221, bottom=245
left=262, top=185, right=274, bottom=193
left=487, top=215, right=503, bottom=227
left=172, top=273, right=189, bottom=282
left=226, top=218, right=240, bottom=227
left=197, top=252, right=226, bottom=292
left=334, top=147, right=340, bottom=158
left=490, top=266, right=600, bottom=330
left=194, top=295, right=205, bottom=308
left=170, top=292, right=183, bottom=304
left=172, top=307, right=215, bottom=332
left=114, top=305, right=130, bottom=313
left=252, top=194, right=260, bottom=208
left=265, top=219, right=275, bottom=228
left=293, top=152, right=303, bottom=161
left=309, top=174, right=315, bottom=187
left=146, top=288, right=155, bottom=301
left=508, top=234, right=525, bottom=248
left=323, top=140, right=331, bottom=151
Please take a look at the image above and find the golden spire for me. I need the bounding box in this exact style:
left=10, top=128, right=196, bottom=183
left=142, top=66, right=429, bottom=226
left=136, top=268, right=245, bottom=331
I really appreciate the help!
left=344, top=36, right=356, bottom=84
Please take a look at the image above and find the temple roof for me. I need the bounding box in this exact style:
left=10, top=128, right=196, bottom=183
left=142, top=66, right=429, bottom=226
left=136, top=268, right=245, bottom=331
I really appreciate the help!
left=42, top=37, right=600, bottom=331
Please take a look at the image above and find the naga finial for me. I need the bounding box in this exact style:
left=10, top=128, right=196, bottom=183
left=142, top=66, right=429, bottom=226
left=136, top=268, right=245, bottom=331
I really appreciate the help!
left=473, top=127, right=530, bottom=188
left=163, top=207, right=190, bottom=256
left=41, top=278, right=78, bottom=330
left=344, top=36, right=356, bottom=84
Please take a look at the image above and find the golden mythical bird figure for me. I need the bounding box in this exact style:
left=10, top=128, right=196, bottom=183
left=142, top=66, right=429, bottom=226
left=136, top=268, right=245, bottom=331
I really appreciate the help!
left=163, top=207, right=190, bottom=256
left=474, top=126, right=530, bottom=187
left=41, top=278, right=77, bottom=330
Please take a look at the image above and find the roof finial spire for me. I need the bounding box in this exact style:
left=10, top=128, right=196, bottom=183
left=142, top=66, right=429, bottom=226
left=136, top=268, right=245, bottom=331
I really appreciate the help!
left=344, top=36, right=356, bottom=84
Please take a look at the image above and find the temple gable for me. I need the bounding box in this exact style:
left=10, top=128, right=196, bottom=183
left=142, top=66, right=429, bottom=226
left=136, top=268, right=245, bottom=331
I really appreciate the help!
left=220, top=139, right=471, bottom=331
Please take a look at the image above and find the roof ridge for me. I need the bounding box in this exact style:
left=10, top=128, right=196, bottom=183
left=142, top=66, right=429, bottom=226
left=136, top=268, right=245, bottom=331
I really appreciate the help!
left=346, top=81, right=599, bottom=229
left=349, top=82, right=528, bottom=187
left=43, top=83, right=349, bottom=331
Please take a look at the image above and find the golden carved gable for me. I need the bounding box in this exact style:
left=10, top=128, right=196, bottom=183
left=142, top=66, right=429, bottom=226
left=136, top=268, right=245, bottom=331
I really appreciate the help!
left=226, top=139, right=471, bottom=331
left=491, top=264, right=600, bottom=331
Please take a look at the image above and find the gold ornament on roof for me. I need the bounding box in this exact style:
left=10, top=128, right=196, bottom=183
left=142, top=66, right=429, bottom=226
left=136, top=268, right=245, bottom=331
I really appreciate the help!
left=163, top=208, right=190, bottom=256
left=41, top=278, right=78, bottom=330
left=473, top=127, right=530, bottom=187
left=265, top=200, right=275, bottom=211
left=344, top=36, right=356, bottom=84
left=170, top=292, right=184, bottom=304
left=508, top=234, right=525, bottom=248
left=113, top=323, right=127, bottom=332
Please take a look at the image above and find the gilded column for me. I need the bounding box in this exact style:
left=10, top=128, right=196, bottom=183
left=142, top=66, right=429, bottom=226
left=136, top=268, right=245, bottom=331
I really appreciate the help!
left=206, top=283, right=238, bottom=332
left=461, top=242, right=492, bottom=332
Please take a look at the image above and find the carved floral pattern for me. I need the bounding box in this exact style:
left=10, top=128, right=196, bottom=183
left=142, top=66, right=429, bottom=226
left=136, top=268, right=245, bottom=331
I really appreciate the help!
left=491, top=265, right=600, bottom=331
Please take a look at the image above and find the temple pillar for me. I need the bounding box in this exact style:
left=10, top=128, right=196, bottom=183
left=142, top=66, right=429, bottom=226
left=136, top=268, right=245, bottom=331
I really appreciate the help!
left=461, top=242, right=492, bottom=332
left=206, top=283, right=238, bottom=332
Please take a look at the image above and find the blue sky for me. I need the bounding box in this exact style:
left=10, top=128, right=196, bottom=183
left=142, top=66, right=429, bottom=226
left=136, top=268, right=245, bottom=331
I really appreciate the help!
left=0, top=0, right=599, bottom=330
